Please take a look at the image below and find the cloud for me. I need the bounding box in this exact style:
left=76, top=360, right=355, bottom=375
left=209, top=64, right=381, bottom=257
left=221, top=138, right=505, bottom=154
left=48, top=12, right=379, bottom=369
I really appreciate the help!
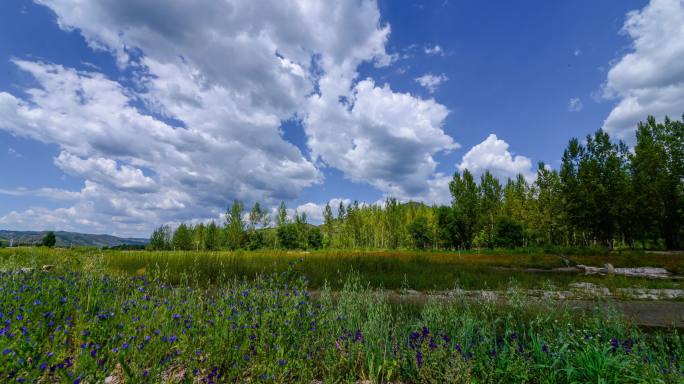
left=7, top=148, right=21, bottom=158
left=0, top=60, right=321, bottom=209
left=0, top=187, right=80, bottom=200
left=568, top=97, right=583, bottom=112
left=458, top=134, right=534, bottom=182
left=305, top=78, right=458, bottom=202
left=574, top=48, right=582, bottom=57
left=55, top=152, right=157, bottom=193
left=415, top=73, right=448, bottom=93
left=0, top=0, right=461, bottom=236
left=424, top=45, right=444, bottom=56
left=601, top=0, right=684, bottom=140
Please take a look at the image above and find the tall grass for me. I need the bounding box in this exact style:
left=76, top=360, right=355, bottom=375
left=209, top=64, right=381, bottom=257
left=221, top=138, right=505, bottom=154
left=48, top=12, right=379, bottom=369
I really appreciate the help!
left=2, top=247, right=683, bottom=291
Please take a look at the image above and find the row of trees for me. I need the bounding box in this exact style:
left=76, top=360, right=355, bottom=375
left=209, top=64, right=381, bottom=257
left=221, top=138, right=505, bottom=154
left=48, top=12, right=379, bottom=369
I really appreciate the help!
left=150, top=115, right=683, bottom=251
left=148, top=202, right=323, bottom=251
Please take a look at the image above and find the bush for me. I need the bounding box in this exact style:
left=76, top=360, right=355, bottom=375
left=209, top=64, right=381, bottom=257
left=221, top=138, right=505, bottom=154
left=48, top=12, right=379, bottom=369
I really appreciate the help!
left=246, top=230, right=264, bottom=250
left=277, top=223, right=323, bottom=250
left=277, top=224, right=300, bottom=249
left=307, top=227, right=323, bottom=249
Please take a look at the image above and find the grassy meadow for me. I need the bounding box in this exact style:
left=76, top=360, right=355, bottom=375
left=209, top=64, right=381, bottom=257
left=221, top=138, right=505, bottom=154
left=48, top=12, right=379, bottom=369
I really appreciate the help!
left=3, top=247, right=683, bottom=291
left=1, top=247, right=684, bottom=383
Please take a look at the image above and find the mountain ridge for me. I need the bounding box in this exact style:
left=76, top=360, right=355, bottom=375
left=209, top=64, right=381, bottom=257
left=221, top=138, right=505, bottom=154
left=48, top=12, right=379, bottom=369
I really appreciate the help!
left=0, top=230, right=148, bottom=248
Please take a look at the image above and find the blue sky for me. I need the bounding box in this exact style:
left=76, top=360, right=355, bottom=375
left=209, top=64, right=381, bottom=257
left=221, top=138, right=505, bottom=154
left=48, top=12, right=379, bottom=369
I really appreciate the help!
left=1, top=0, right=682, bottom=237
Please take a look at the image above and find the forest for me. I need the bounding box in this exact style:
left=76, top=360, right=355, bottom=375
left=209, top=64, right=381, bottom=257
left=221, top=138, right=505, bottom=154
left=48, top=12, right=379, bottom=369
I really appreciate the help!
left=149, top=115, right=684, bottom=252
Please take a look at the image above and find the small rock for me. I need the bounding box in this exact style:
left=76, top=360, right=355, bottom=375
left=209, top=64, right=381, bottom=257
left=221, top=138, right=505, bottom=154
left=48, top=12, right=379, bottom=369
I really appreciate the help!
left=161, top=364, right=186, bottom=383
left=19, top=267, right=34, bottom=274
left=104, top=363, right=125, bottom=384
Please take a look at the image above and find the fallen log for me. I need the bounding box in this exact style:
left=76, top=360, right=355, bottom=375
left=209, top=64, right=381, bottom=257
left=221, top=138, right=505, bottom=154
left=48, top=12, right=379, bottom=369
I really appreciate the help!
left=576, top=263, right=675, bottom=279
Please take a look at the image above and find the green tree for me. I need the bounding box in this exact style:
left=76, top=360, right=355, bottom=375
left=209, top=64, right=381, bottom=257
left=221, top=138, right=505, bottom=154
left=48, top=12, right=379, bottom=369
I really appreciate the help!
left=245, top=202, right=267, bottom=250
left=478, top=171, right=503, bottom=248
left=41, top=231, right=57, bottom=248
left=248, top=202, right=266, bottom=231
left=293, top=211, right=309, bottom=249
left=384, top=197, right=404, bottom=249
left=172, top=223, right=194, bottom=250
left=632, top=115, right=684, bottom=249
left=204, top=221, right=221, bottom=251
left=494, top=216, right=524, bottom=248
left=277, top=224, right=299, bottom=249
left=337, top=201, right=346, bottom=221
left=435, top=205, right=459, bottom=249
left=192, top=223, right=205, bottom=250
left=533, top=163, right=566, bottom=245
left=449, top=170, right=479, bottom=249
left=225, top=200, right=246, bottom=250
left=246, top=230, right=264, bottom=250
left=276, top=201, right=289, bottom=228
left=322, top=202, right=335, bottom=247
left=561, top=130, right=631, bottom=247
left=307, top=226, right=323, bottom=249
left=148, top=225, right=171, bottom=250
left=407, top=216, right=432, bottom=250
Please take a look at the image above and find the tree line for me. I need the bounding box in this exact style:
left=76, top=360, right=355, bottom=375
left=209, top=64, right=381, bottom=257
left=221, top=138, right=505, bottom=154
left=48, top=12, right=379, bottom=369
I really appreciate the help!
left=149, top=115, right=684, bottom=251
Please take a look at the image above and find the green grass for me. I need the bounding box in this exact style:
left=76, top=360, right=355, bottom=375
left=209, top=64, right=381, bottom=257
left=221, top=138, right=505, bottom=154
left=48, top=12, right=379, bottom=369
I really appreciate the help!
left=2, top=247, right=683, bottom=291
left=1, top=250, right=684, bottom=383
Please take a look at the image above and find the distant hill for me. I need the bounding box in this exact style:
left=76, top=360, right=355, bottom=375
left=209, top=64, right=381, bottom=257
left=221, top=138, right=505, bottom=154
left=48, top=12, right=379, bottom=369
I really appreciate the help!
left=0, top=230, right=148, bottom=248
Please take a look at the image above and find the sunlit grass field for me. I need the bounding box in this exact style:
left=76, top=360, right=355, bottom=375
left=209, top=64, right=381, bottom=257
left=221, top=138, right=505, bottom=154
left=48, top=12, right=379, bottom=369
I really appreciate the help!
left=2, top=247, right=682, bottom=291
left=1, top=248, right=684, bottom=383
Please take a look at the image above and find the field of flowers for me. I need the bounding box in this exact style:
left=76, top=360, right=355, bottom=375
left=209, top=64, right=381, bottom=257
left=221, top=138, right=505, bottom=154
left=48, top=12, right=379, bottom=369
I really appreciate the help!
left=0, top=250, right=683, bottom=383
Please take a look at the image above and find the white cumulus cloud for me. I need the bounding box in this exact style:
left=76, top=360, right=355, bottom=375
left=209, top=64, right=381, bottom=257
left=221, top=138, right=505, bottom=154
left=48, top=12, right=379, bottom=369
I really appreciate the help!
left=0, top=0, right=461, bottom=236
left=305, top=78, right=458, bottom=202
left=602, top=0, right=684, bottom=140
left=458, top=134, right=534, bottom=182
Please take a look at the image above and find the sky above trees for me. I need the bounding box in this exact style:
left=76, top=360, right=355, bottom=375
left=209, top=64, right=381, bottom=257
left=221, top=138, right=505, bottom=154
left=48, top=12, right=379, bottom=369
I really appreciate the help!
left=0, top=0, right=683, bottom=237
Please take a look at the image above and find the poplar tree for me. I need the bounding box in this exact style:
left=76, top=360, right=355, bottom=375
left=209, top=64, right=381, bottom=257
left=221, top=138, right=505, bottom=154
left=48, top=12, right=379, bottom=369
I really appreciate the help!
left=449, top=170, right=479, bottom=248
left=225, top=200, right=245, bottom=250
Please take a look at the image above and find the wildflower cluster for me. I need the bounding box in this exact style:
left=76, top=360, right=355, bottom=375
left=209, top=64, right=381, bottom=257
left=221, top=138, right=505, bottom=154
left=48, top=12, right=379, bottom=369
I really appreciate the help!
left=0, top=266, right=682, bottom=383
